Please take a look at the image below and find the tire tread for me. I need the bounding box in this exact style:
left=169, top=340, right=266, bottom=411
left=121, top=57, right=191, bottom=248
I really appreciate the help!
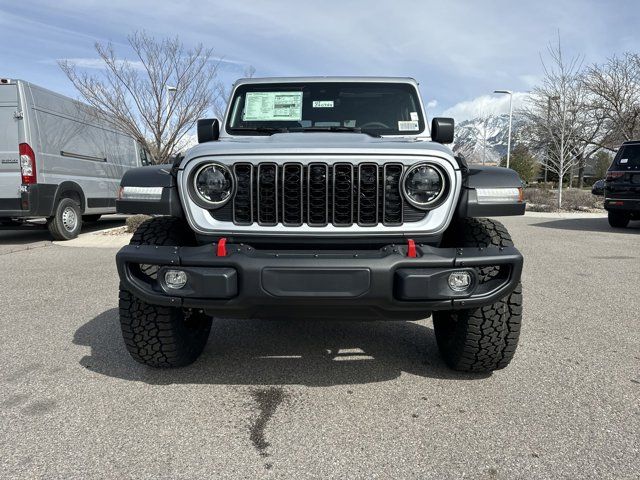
left=119, top=217, right=210, bottom=368
left=434, top=218, right=522, bottom=372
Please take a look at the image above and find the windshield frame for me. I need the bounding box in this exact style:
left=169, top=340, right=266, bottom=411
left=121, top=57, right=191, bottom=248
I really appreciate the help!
left=223, top=80, right=428, bottom=138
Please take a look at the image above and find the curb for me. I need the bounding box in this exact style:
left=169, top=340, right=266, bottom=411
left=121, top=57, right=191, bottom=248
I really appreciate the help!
left=524, top=211, right=607, bottom=219
left=55, top=229, right=132, bottom=248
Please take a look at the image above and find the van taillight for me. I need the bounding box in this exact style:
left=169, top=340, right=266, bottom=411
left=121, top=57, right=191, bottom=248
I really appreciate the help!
left=606, top=171, right=624, bottom=181
left=19, top=143, right=36, bottom=184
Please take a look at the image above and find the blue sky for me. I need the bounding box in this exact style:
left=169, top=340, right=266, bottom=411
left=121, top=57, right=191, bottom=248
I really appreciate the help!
left=1, top=0, right=639, bottom=121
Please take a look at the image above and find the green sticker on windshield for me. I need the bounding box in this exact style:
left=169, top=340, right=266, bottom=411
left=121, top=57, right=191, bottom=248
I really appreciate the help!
left=243, top=92, right=303, bottom=121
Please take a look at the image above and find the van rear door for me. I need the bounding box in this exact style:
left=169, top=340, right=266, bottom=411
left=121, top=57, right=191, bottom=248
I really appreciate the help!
left=0, top=83, right=21, bottom=212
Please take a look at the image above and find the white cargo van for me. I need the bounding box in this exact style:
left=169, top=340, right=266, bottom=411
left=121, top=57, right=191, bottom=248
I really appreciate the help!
left=0, top=78, right=149, bottom=239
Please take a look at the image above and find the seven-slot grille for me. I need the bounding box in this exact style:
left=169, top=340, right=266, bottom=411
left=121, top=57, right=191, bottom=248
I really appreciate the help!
left=225, top=162, right=427, bottom=227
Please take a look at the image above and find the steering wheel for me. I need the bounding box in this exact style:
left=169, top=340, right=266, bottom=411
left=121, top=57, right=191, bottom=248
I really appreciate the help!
left=359, top=121, right=390, bottom=129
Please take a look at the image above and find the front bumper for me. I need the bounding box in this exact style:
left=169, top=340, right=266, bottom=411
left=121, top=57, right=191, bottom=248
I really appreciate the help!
left=116, top=241, right=523, bottom=320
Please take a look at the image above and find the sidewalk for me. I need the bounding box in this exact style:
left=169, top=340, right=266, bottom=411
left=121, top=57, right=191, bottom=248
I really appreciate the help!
left=523, top=210, right=607, bottom=219
left=55, top=227, right=132, bottom=249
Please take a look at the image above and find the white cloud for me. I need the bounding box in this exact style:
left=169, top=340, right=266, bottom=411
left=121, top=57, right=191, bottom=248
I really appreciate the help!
left=426, top=99, right=438, bottom=110
left=442, top=92, right=530, bottom=122
left=58, top=57, right=107, bottom=69
left=6, top=0, right=638, bottom=113
left=50, top=57, right=145, bottom=70
left=53, top=54, right=249, bottom=74
left=53, top=55, right=247, bottom=74
left=210, top=56, right=249, bottom=67
left=519, top=74, right=541, bottom=88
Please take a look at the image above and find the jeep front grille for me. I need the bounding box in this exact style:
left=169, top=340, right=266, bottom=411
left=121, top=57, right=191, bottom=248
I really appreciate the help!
left=216, top=162, right=428, bottom=227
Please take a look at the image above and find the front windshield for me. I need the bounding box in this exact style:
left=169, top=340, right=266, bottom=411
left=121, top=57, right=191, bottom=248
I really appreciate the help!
left=226, top=82, right=426, bottom=136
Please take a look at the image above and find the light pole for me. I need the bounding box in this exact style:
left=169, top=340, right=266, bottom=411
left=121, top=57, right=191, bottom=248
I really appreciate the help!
left=494, top=90, right=513, bottom=168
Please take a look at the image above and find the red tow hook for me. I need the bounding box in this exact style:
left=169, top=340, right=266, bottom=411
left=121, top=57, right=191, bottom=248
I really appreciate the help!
left=407, top=239, right=417, bottom=258
left=216, top=237, right=228, bottom=257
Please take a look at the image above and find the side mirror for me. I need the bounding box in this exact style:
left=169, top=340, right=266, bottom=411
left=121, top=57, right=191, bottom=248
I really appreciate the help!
left=197, top=118, right=220, bottom=143
left=431, top=117, right=454, bottom=144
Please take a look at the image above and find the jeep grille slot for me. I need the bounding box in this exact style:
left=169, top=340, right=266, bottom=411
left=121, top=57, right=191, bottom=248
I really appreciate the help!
left=214, top=162, right=428, bottom=227
left=308, top=163, right=329, bottom=226
left=282, top=163, right=304, bottom=226
left=357, top=163, right=379, bottom=226
left=233, top=163, right=253, bottom=225
left=383, top=164, right=403, bottom=225
left=257, top=163, right=278, bottom=225
left=333, top=163, right=354, bottom=225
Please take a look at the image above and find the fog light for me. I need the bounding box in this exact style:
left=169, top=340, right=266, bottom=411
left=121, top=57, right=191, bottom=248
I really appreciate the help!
left=164, top=270, right=187, bottom=289
left=448, top=271, right=472, bottom=292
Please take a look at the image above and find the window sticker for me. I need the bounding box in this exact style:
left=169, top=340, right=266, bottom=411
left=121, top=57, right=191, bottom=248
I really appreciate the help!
left=410, top=111, right=419, bottom=121
left=243, top=91, right=303, bottom=121
left=344, top=120, right=356, bottom=127
left=398, top=120, right=419, bottom=131
left=313, top=100, right=334, bottom=108
left=620, top=158, right=629, bottom=164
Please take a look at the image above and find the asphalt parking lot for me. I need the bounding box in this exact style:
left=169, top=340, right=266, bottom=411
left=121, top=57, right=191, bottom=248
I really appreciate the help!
left=0, top=214, right=638, bottom=479
left=0, top=216, right=127, bottom=255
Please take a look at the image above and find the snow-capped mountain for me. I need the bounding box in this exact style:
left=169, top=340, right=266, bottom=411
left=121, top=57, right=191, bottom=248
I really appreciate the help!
left=452, top=114, right=525, bottom=165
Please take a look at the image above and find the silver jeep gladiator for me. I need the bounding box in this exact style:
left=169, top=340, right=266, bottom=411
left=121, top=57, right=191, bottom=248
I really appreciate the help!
left=115, top=77, right=525, bottom=373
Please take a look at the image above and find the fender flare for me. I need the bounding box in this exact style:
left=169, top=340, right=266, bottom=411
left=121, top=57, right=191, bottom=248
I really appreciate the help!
left=116, top=165, right=183, bottom=217
left=456, top=166, right=526, bottom=218
left=53, top=181, right=86, bottom=214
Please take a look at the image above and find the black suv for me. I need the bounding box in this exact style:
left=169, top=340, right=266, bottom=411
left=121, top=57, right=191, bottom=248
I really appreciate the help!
left=605, top=141, right=640, bottom=228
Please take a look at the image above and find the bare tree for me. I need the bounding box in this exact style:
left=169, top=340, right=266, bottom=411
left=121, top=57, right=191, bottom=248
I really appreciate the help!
left=571, top=100, right=609, bottom=187
left=60, top=31, right=221, bottom=164
left=583, top=53, right=640, bottom=145
left=521, top=35, right=592, bottom=207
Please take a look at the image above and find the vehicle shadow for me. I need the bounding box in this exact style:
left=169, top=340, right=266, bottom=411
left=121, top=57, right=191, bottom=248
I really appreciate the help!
left=74, top=309, right=489, bottom=386
left=532, top=216, right=640, bottom=233
left=0, top=216, right=126, bottom=246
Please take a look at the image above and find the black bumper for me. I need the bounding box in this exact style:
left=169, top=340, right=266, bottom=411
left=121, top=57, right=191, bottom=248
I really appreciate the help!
left=116, top=242, right=523, bottom=320
left=604, top=198, right=640, bottom=212
left=0, top=184, right=57, bottom=218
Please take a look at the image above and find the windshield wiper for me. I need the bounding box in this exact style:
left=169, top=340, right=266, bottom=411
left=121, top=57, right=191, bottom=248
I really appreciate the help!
left=289, top=126, right=380, bottom=137
left=238, top=126, right=289, bottom=135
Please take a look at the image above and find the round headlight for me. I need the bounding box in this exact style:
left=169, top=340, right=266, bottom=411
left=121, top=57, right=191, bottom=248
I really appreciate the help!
left=402, top=164, right=446, bottom=208
left=192, top=163, right=233, bottom=207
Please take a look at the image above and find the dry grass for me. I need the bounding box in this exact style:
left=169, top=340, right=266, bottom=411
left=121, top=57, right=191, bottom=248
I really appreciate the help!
left=524, top=188, right=604, bottom=212
left=125, top=214, right=152, bottom=232
left=98, top=226, right=128, bottom=236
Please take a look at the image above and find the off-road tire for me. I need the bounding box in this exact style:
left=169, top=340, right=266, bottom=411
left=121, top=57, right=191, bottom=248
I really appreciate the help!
left=119, top=217, right=212, bottom=368
left=433, top=218, right=522, bottom=373
left=47, top=197, right=83, bottom=240
left=82, top=214, right=102, bottom=223
left=608, top=211, right=630, bottom=228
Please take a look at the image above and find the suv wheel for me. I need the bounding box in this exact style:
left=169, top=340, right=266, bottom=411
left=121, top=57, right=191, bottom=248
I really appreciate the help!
left=47, top=197, right=83, bottom=240
left=608, top=211, right=630, bottom=228
left=119, top=217, right=212, bottom=368
left=433, top=218, right=523, bottom=373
